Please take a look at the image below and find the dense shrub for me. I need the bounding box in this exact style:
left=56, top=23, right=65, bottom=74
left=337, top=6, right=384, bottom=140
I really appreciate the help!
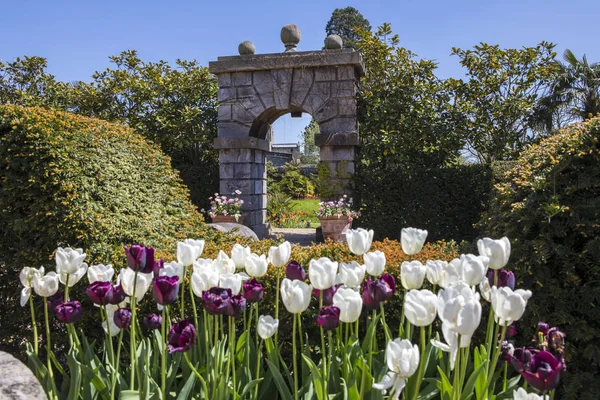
left=0, top=105, right=225, bottom=354
left=269, top=163, right=315, bottom=198
left=356, top=164, right=493, bottom=242
left=481, top=117, right=600, bottom=399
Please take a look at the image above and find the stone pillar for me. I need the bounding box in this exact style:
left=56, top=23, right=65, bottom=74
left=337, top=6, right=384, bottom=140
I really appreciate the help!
left=214, top=137, right=269, bottom=237
left=315, top=131, right=360, bottom=199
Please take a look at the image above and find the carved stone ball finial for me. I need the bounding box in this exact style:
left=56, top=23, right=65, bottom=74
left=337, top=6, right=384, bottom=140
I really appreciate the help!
left=325, top=34, right=343, bottom=50
left=280, top=24, right=301, bottom=52
left=238, top=41, right=256, bottom=55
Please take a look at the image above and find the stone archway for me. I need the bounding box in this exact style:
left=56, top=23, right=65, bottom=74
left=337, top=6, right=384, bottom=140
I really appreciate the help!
left=209, top=25, right=364, bottom=237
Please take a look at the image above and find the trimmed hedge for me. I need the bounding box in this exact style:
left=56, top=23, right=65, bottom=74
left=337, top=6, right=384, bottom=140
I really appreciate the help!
left=356, top=164, right=493, bottom=242
left=481, top=117, right=600, bottom=399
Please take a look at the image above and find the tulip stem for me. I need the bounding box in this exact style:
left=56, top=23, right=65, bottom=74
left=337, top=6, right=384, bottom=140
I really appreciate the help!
left=129, top=271, right=138, bottom=390
left=319, top=292, right=327, bottom=396
left=102, top=306, right=116, bottom=390
left=274, top=275, right=280, bottom=344
left=184, top=352, right=209, bottom=397
left=189, top=281, right=200, bottom=354
left=161, top=307, right=167, bottom=400
left=112, top=330, right=124, bottom=398
left=29, top=295, right=38, bottom=354
left=212, top=315, right=219, bottom=395
left=180, top=266, right=187, bottom=319
left=379, top=302, right=391, bottom=342
left=483, top=324, right=507, bottom=397
left=452, top=335, right=461, bottom=400
left=43, top=297, right=58, bottom=400
left=292, top=313, right=299, bottom=400
left=412, top=326, right=427, bottom=400
left=229, top=316, right=238, bottom=399
left=64, top=274, right=70, bottom=302
left=399, top=289, right=406, bottom=338
left=254, top=339, right=263, bottom=400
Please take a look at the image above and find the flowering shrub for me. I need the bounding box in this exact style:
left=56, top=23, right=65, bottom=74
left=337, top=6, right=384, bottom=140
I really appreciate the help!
left=316, top=195, right=360, bottom=219
left=19, top=227, right=563, bottom=400
left=207, top=191, right=244, bottom=220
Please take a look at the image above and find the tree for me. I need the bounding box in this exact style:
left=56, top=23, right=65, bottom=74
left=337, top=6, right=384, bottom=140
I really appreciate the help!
left=325, top=6, right=371, bottom=49
left=298, top=119, right=320, bottom=164
left=448, top=42, right=559, bottom=163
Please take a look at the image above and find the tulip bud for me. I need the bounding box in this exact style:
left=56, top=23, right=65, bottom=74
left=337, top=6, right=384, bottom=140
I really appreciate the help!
left=213, top=251, right=236, bottom=275
left=167, top=320, right=197, bottom=353
left=243, top=278, right=264, bottom=303
left=457, top=254, right=489, bottom=286
left=364, top=251, right=386, bottom=276
left=114, top=307, right=132, bottom=329
left=426, top=260, right=447, bottom=286
left=219, top=273, right=246, bottom=295
left=159, top=262, right=185, bottom=283
left=87, top=264, right=115, bottom=284
left=404, top=289, right=437, bottom=326
left=55, top=247, right=87, bottom=275
left=177, top=239, right=205, bottom=267
left=401, top=228, right=427, bottom=255
left=309, top=257, right=338, bottom=290
left=487, top=269, right=515, bottom=290
left=317, top=306, right=341, bottom=331
left=400, top=261, right=426, bottom=290
left=257, top=315, right=279, bottom=339
left=143, top=313, right=162, bottom=330
left=373, top=338, right=420, bottom=399
left=245, top=253, right=268, bottom=277
left=226, top=294, right=247, bottom=317
left=477, top=237, right=510, bottom=270
left=152, top=275, right=180, bottom=305
left=191, top=268, right=220, bottom=297
left=361, top=278, right=380, bottom=310
left=285, top=260, right=306, bottom=281
left=119, top=268, right=153, bottom=303
left=491, top=287, right=532, bottom=326
left=56, top=301, right=83, bottom=324
left=339, top=261, right=366, bottom=288
left=374, top=273, right=396, bottom=302
left=202, top=287, right=232, bottom=315
left=333, top=287, right=363, bottom=323
left=438, top=282, right=482, bottom=339
left=86, top=281, right=114, bottom=305
left=280, top=278, right=312, bottom=314
left=124, top=245, right=155, bottom=273
left=345, top=228, right=374, bottom=256
left=231, top=244, right=251, bottom=269
left=268, top=241, right=292, bottom=267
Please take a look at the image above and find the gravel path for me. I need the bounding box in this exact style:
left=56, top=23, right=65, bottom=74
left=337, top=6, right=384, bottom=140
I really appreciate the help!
left=270, top=228, right=317, bottom=246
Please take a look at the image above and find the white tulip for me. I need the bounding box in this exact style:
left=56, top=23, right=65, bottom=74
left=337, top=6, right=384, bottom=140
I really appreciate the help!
left=478, top=237, right=511, bottom=270
left=231, top=244, right=251, bottom=269
left=19, top=267, right=44, bottom=306
left=345, top=228, right=374, bottom=255
left=102, top=304, right=121, bottom=337
left=333, top=287, right=363, bottom=323
left=513, top=388, right=548, bottom=400
left=364, top=251, right=386, bottom=276
left=245, top=253, right=268, bottom=277
left=404, top=289, right=438, bottom=326
left=491, top=286, right=532, bottom=326
left=191, top=268, right=220, bottom=297
left=400, top=261, right=426, bottom=290
left=401, top=228, right=427, bottom=255
left=119, top=268, right=152, bottom=303
left=280, top=278, right=312, bottom=314
left=438, top=260, right=461, bottom=289
left=257, top=315, right=279, bottom=339
left=58, top=262, right=87, bottom=287
left=87, top=264, right=115, bottom=284
left=373, top=338, right=419, bottom=399
left=219, top=273, right=247, bottom=295
left=425, top=260, right=446, bottom=286
left=55, top=247, right=87, bottom=274
left=177, top=239, right=205, bottom=267
left=431, top=323, right=471, bottom=370
left=339, top=261, right=366, bottom=288
left=479, top=278, right=492, bottom=302
left=213, top=251, right=236, bottom=275
left=193, top=258, right=214, bottom=272
left=268, top=241, right=292, bottom=267
left=437, top=282, right=482, bottom=340
left=453, top=254, right=489, bottom=286
left=32, top=272, right=59, bottom=297
left=309, top=257, right=339, bottom=290
left=159, top=261, right=185, bottom=283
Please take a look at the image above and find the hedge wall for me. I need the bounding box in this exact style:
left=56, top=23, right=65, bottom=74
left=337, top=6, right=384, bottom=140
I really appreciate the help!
left=356, top=164, right=493, bottom=242
left=481, top=117, right=600, bottom=399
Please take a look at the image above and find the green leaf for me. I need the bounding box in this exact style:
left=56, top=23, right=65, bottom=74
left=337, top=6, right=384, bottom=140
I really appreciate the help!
left=66, top=352, right=82, bottom=400
left=120, top=390, right=140, bottom=400
left=266, top=359, right=293, bottom=400
left=460, top=359, right=488, bottom=400
left=436, top=366, right=453, bottom=400
left=301, top=354, right=324, bottom=400
left=175, top=372, right=196, bottom=400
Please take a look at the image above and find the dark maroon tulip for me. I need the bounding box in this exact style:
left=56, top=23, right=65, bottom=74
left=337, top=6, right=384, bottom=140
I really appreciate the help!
left=317, top=306, right=340, bottom=331
left=202, top=287, right=232, bottom=315
left=487, top=269, right=515, bottom=290
left=56, top=301, right=83, bottom=324
left=374, top=273, right=396, bottom=303
left=286, top=260, right=306, bottom=281
left=520, top=351, right=562, bottom=393
left=506, top=323, right=517, bottom=339
left=153, top=258, right=165, bottom=276
left=362, top=277, right=380, bottom=310
left=47, top=292, right=66, bottom=313
left=110, top=284, right=127, bottom=305
left=226, top=294, right=247, bottom=317
left=168, top=320, right=196, bottom=353
left=313, top=284, right=341, bottom=306
left=511, top=347, right=534, bottom=372
left=114, top=308, right=132, bottom=329
left=86, top=281, right=114, bottom=305
left=152, top=276, right=180, bottom=305
left=143, top=313, right=162, bottom=330
left=243, top=278, right=264, bottom=303
left=124, top=245, right=155, bottom=273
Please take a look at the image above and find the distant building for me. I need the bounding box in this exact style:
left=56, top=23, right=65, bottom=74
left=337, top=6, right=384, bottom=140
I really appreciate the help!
left=268, top=143, right=301, bottom=167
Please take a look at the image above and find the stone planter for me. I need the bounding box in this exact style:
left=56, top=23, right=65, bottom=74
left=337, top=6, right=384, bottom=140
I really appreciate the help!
left=319, top=216, right=351, bottom=242
left=211, top=215, right=246, bottom=225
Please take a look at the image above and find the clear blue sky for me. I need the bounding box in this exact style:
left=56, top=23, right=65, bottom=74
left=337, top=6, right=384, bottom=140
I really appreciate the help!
left=2, top=0, right=599, bottom=142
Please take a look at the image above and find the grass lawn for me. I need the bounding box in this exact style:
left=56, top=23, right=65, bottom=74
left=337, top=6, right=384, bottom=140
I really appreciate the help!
left=291, top=198, right=321, bottom=228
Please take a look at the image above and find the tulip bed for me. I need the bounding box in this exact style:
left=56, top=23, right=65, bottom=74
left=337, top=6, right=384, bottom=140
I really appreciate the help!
left=20, top=228, right=565, bottom=400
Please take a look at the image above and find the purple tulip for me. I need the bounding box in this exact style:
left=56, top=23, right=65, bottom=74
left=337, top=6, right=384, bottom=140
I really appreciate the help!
left=520, top=351, right=562, bottom=393
left=47, top=292, right=66, bottom=313
left=87, top=281, right=114, bottom=305
left=114, top=307, right=132, bottom=329
left=362, top=277, right=380, bottom=310
left=374, top=273, right=396, bottom=303
left=124, top=245, right=155, bottom=273
left=313, top=284, right=341, bottom=306
left=226, top=294, right=247, bottom=317
left=537, top=322, right=550, bottom=335
left=55, top=301, right=83, bottom=324
left=143, top=313, right=162, bottom=330
left=152, top=276, right=180, bottom=305
left=286, top=260, right=306, bottom=281
left=317, top=306, right=341, bottom=331
left=202, top=287, right=232, bottom=315
left=506, top=323, right=517, bottom=339
left=110, top=284, right=127, bottom=305
left=167, top=320, right=197, bottom=353
left=511, top=347, right=534, bottom=372
left=487, top=269, right=515, bottom=290
left=153, top=258, right=165, bottom=276
left=243, top=278, right=264, bottom=303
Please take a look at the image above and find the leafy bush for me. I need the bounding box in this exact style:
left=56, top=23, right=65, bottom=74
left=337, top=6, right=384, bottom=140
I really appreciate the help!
left=481, top=117, right=600, bottom=399
left=275, top=164, right=315, bottom=199
left=357, top=164, right=493, bottom=242
left=267, top=193, right=294, bottom=225
left=0, top=105, right=224, bottom=355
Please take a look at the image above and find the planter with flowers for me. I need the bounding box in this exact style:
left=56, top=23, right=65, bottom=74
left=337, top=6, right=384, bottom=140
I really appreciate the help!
left=316, top=195, right=360, bottom=242
left=208, top=191, right=245, bottom=224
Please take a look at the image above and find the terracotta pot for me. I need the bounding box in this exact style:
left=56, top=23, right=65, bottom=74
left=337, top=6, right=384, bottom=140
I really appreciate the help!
left=211, top=215, right=246, bottom=224
left=319, top=216, right=351, bottom=242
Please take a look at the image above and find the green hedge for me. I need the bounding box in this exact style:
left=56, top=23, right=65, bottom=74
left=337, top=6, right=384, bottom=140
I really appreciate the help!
left=356, top=164, right=493, bottom=242
left=481, top=117, right=600, bottom=399
left=0, top=105, right=224, bottom=355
